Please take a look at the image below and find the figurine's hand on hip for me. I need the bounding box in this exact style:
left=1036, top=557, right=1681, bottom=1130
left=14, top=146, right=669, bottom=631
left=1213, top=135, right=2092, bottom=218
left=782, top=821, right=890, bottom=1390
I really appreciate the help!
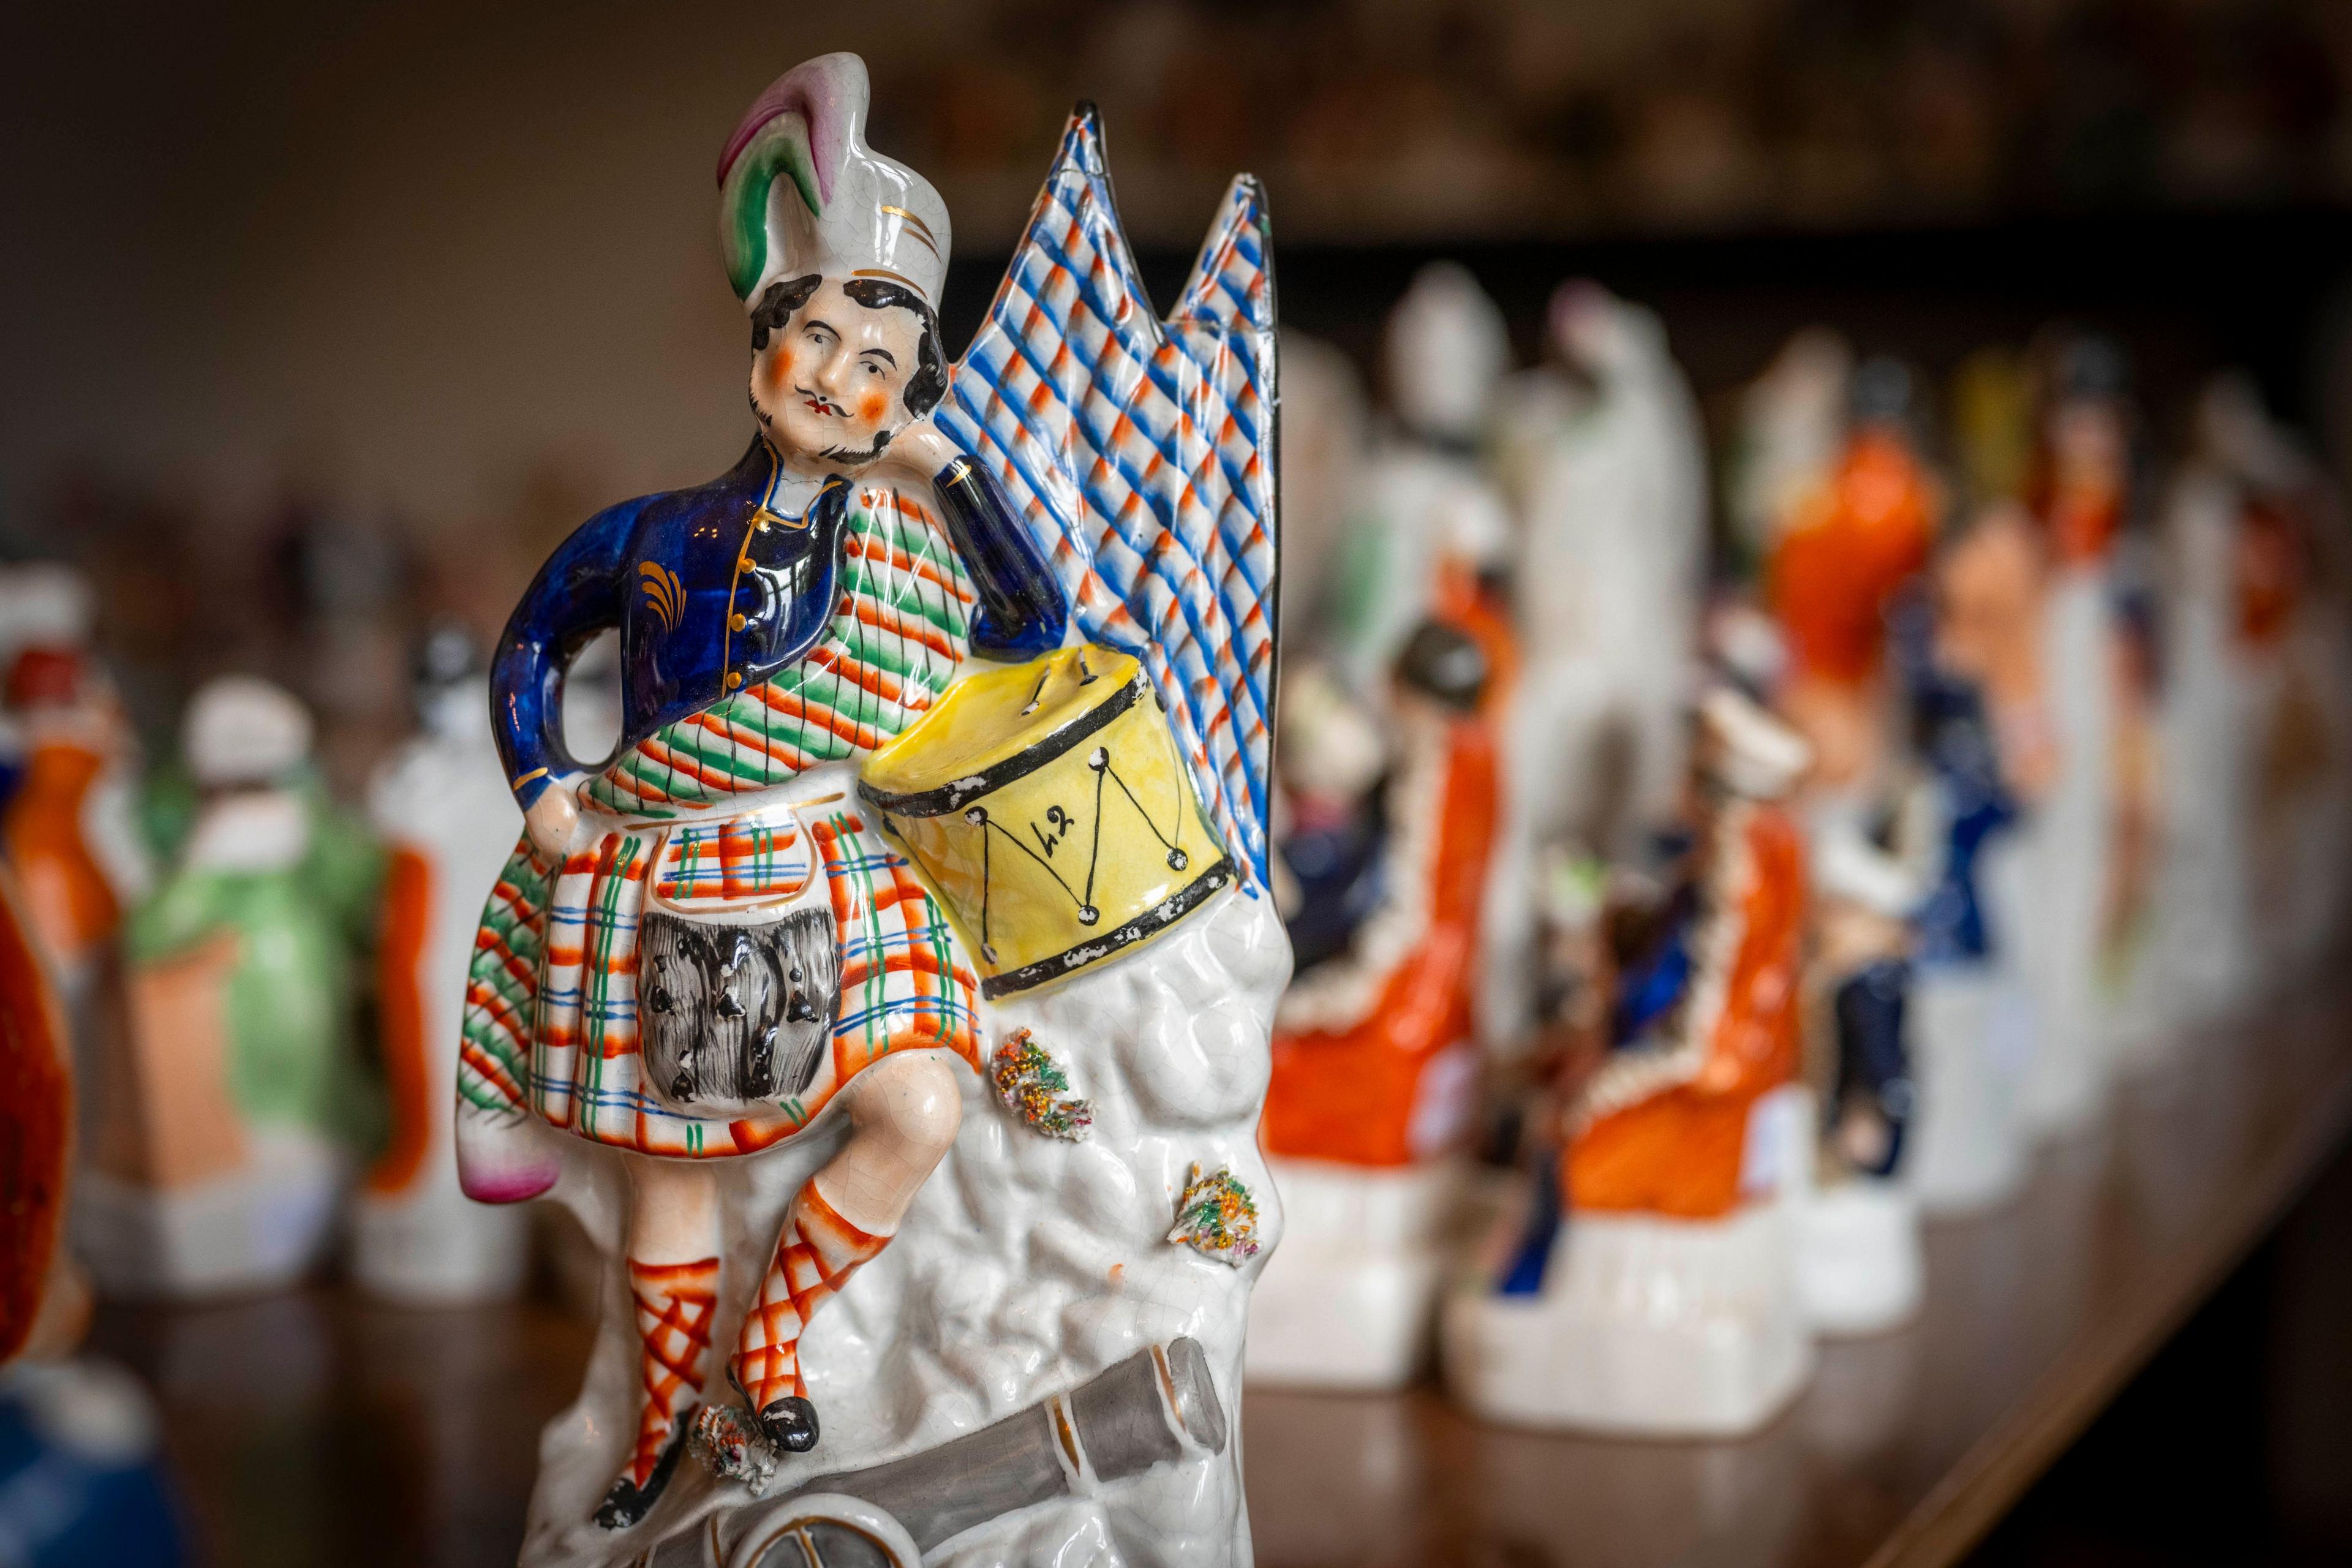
left=525, top=783, right=581, bottom=862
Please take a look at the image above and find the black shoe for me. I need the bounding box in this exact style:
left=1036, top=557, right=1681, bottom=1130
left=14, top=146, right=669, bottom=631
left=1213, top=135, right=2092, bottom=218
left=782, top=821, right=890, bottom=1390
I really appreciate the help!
left=758, top=1395, right=821, bottom=1453
left=593, top=1411, right=694, bottom=1530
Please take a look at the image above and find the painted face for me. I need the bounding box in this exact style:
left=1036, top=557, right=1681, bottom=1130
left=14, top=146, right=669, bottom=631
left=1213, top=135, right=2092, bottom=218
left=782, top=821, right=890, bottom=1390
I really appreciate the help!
left=750, top=277, right=925, bottom=470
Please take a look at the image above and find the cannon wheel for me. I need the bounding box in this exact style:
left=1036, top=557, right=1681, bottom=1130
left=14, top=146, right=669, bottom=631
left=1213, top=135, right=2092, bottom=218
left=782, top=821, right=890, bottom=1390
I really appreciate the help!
left=731, top=1492, right=922, bottom=1568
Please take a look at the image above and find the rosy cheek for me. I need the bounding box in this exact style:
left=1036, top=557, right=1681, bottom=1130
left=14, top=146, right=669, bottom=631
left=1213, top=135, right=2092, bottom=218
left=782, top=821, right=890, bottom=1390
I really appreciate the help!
left=858, top=390, right=888, bottom=424
left=763, top=351, right=794, bottom=396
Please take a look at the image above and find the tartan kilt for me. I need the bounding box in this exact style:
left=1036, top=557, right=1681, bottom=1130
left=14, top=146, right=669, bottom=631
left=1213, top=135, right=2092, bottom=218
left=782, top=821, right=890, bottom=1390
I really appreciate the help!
left=456, top=786, right=981, bottom=1159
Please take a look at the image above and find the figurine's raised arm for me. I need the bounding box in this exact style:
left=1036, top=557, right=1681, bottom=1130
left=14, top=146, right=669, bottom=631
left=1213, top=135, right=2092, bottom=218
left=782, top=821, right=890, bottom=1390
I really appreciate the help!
left=892, top=418, right=1067, bottom=660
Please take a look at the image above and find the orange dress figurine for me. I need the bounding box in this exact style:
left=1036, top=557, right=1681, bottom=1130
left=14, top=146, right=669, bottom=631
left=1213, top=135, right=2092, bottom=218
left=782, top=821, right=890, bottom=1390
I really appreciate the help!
left=1446, top=687, right=1817, bottom=1434
left=1763, top=360, right=1936, bottom=1337
left=0, top=567, right=146, bottom=1005
left=1249, top=611, right=1502, bottom=1389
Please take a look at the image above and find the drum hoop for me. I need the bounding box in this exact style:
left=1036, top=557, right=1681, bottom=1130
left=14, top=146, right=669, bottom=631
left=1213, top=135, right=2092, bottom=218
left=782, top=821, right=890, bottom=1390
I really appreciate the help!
left=978, top=853, right=1235, bottom=998
left=859, top=667, right=1145, bottom=818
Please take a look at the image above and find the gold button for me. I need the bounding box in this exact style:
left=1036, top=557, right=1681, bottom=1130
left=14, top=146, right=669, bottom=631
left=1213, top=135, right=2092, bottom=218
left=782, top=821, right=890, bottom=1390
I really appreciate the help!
left=730, top=613, right=747, bottom=631
left=726, top=671, right=744, bottom=690
left=757, top=519, right=771, bottom=532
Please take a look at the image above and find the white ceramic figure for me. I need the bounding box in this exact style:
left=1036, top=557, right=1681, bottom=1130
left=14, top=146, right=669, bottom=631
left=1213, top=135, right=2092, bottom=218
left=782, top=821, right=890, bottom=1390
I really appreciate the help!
left=1274, top=332, right=1370, bottom=653
left=1484, top=282, right=1707, bottom=1054
left=451, top=56, right=1287, bottom=1566
left=77, top=677, right=374, bottom=1299
left=1728, top=327, right=1853, bottom=568
left=351, top=630, right=533, bottom=1303
left=2182, top=377, right=2352, bottom=993
left=2142, top=379, right=2268, bottom=1039
left=2015, top=345, right=2133, bottom=1137
left=1444, top=689, right=1815, bottom=1436
left=1327, top=263, right=1512, bottom=699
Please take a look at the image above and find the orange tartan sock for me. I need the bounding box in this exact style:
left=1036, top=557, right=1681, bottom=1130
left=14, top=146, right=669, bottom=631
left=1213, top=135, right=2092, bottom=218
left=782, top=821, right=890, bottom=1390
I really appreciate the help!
left=729, top=1180, right=888, bottom=1412
left=624, top=1256, right=719, bottom=1488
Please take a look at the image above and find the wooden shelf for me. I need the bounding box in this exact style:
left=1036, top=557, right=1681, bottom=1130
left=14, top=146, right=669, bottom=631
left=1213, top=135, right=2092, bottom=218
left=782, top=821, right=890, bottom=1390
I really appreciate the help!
left=88, top=979, right=2352, bottom=1568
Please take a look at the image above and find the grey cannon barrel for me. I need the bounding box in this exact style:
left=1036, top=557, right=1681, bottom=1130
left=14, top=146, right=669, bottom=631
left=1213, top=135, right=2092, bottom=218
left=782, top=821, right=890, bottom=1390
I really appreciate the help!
left=650, top=1337, right=1229, bottom=1567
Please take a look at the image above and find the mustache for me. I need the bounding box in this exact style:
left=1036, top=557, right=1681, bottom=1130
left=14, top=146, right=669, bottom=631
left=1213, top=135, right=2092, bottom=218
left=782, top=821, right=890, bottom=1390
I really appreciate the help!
left=748, top=389, right=896, bottom=466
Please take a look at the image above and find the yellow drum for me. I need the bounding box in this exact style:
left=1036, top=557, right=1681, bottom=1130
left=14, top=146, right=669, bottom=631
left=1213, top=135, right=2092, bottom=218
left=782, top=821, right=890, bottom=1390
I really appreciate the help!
left=858, top=645, right=1234, bottom=998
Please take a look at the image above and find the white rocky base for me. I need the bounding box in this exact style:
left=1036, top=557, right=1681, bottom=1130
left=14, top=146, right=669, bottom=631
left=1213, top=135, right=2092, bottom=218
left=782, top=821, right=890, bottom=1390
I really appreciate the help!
left=350, top=1189, right=532, bottom=1306
left=1796, top=1177, right=1923, bottom=1338
left=1441, top=1202, right=1812, bottom=1437
left=74, top=1131, right=346, bottom=1299
left=1246, top=1156, right=1468, bottom=1391
left=518, top=888, right=1290, bottom=1568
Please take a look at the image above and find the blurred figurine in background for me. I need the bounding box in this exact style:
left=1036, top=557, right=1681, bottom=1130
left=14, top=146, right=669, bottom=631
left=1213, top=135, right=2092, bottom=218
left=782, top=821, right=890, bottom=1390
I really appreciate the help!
left=1764, top=358, right=1934, bottom=1336
left=0, top=564, right=149, bottom=1006
left=352, top=628, right=532, bottom=1303
left=0, top=872, right=187, bottom=1568
left=2017, top=337, right=2139, bottom=1134
left=77, top=676, right=382, bottom=1298
left=1251, top=620, right=1501, bottom=1389
left=1486, top=281, right=1706, bottom=1054
left=1894, top=580, right=2029, bottom=1216
left=1728, top=327, right=1853, bottom=578
left=1446, top=688, right=1814, bottom=1436
left=1325, top=262, right=1512, bottom=698
left=2158, top=375, right=2352, bottom=1017
left=1273, top=332, right=1370, bottom=653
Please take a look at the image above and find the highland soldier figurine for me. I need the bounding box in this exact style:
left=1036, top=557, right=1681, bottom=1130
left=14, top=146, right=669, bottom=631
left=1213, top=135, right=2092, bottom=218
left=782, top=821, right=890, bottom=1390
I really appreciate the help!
left=457, top=53, right=1286, bottom=1566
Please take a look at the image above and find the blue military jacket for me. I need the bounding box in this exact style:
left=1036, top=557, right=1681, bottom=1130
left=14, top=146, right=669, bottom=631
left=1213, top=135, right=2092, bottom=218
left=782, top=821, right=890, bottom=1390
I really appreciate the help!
left=490, top=434, right=1067, bottom=805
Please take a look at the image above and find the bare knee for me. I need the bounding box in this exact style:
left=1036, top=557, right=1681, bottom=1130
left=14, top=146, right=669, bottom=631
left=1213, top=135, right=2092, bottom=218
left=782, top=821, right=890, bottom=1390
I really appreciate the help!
left=850, top=1052, right=965, bottom=1158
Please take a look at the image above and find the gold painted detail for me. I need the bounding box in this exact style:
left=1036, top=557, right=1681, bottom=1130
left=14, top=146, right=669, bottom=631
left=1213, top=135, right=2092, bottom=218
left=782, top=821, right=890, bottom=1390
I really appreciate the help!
left=638, top=561, right=684, bottom=632
left=878, top=203, right=941, bottom=255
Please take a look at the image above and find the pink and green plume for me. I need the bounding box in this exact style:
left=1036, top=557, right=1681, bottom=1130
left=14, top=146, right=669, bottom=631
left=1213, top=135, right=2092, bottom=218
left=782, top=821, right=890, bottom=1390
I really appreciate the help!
left=715, top=55, right=857, bottom=302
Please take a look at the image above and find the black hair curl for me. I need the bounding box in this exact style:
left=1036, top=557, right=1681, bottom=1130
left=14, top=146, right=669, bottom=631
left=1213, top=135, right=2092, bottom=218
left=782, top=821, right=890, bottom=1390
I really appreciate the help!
left=749, top=274, right=821, bottom=351
left=840, top=277, right=946, bottom=416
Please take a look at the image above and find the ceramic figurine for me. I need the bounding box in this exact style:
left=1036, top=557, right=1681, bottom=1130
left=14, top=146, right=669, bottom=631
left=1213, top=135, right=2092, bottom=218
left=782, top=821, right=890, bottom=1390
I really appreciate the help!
left=1273, top=331, right=1370, bottom=654
left=2152, top=375, right=2352, bottom=1022
left=1444, top=687, right=1815, bottom=1435
left=1485, top=281, right=1707, bottom=1053
left=1325, top=263, right=1512, bottom=696
left=351, top=628, right=533, bottom=1303
left=1762, top=358, right=1933, bottom=1335
left=1250, top=614, right=1501, bottom=1389
left=452, top=55, right=1285, bottom=1565
left=1728, top=327, right=1853, bottom=575
left=0, top=873, right=190, bottom=1568
left=2190, top=383, right=2352, bottom=984
left=77, top=676, right=380, bottom=1298
left=1892, top=576, right=2029, bottom=1216
left=2015, top=338, right=2138, bottom=1134
left=2146, top=377, right=2267, bottom=1031
left=0, top=564, right=149, bottom=1004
